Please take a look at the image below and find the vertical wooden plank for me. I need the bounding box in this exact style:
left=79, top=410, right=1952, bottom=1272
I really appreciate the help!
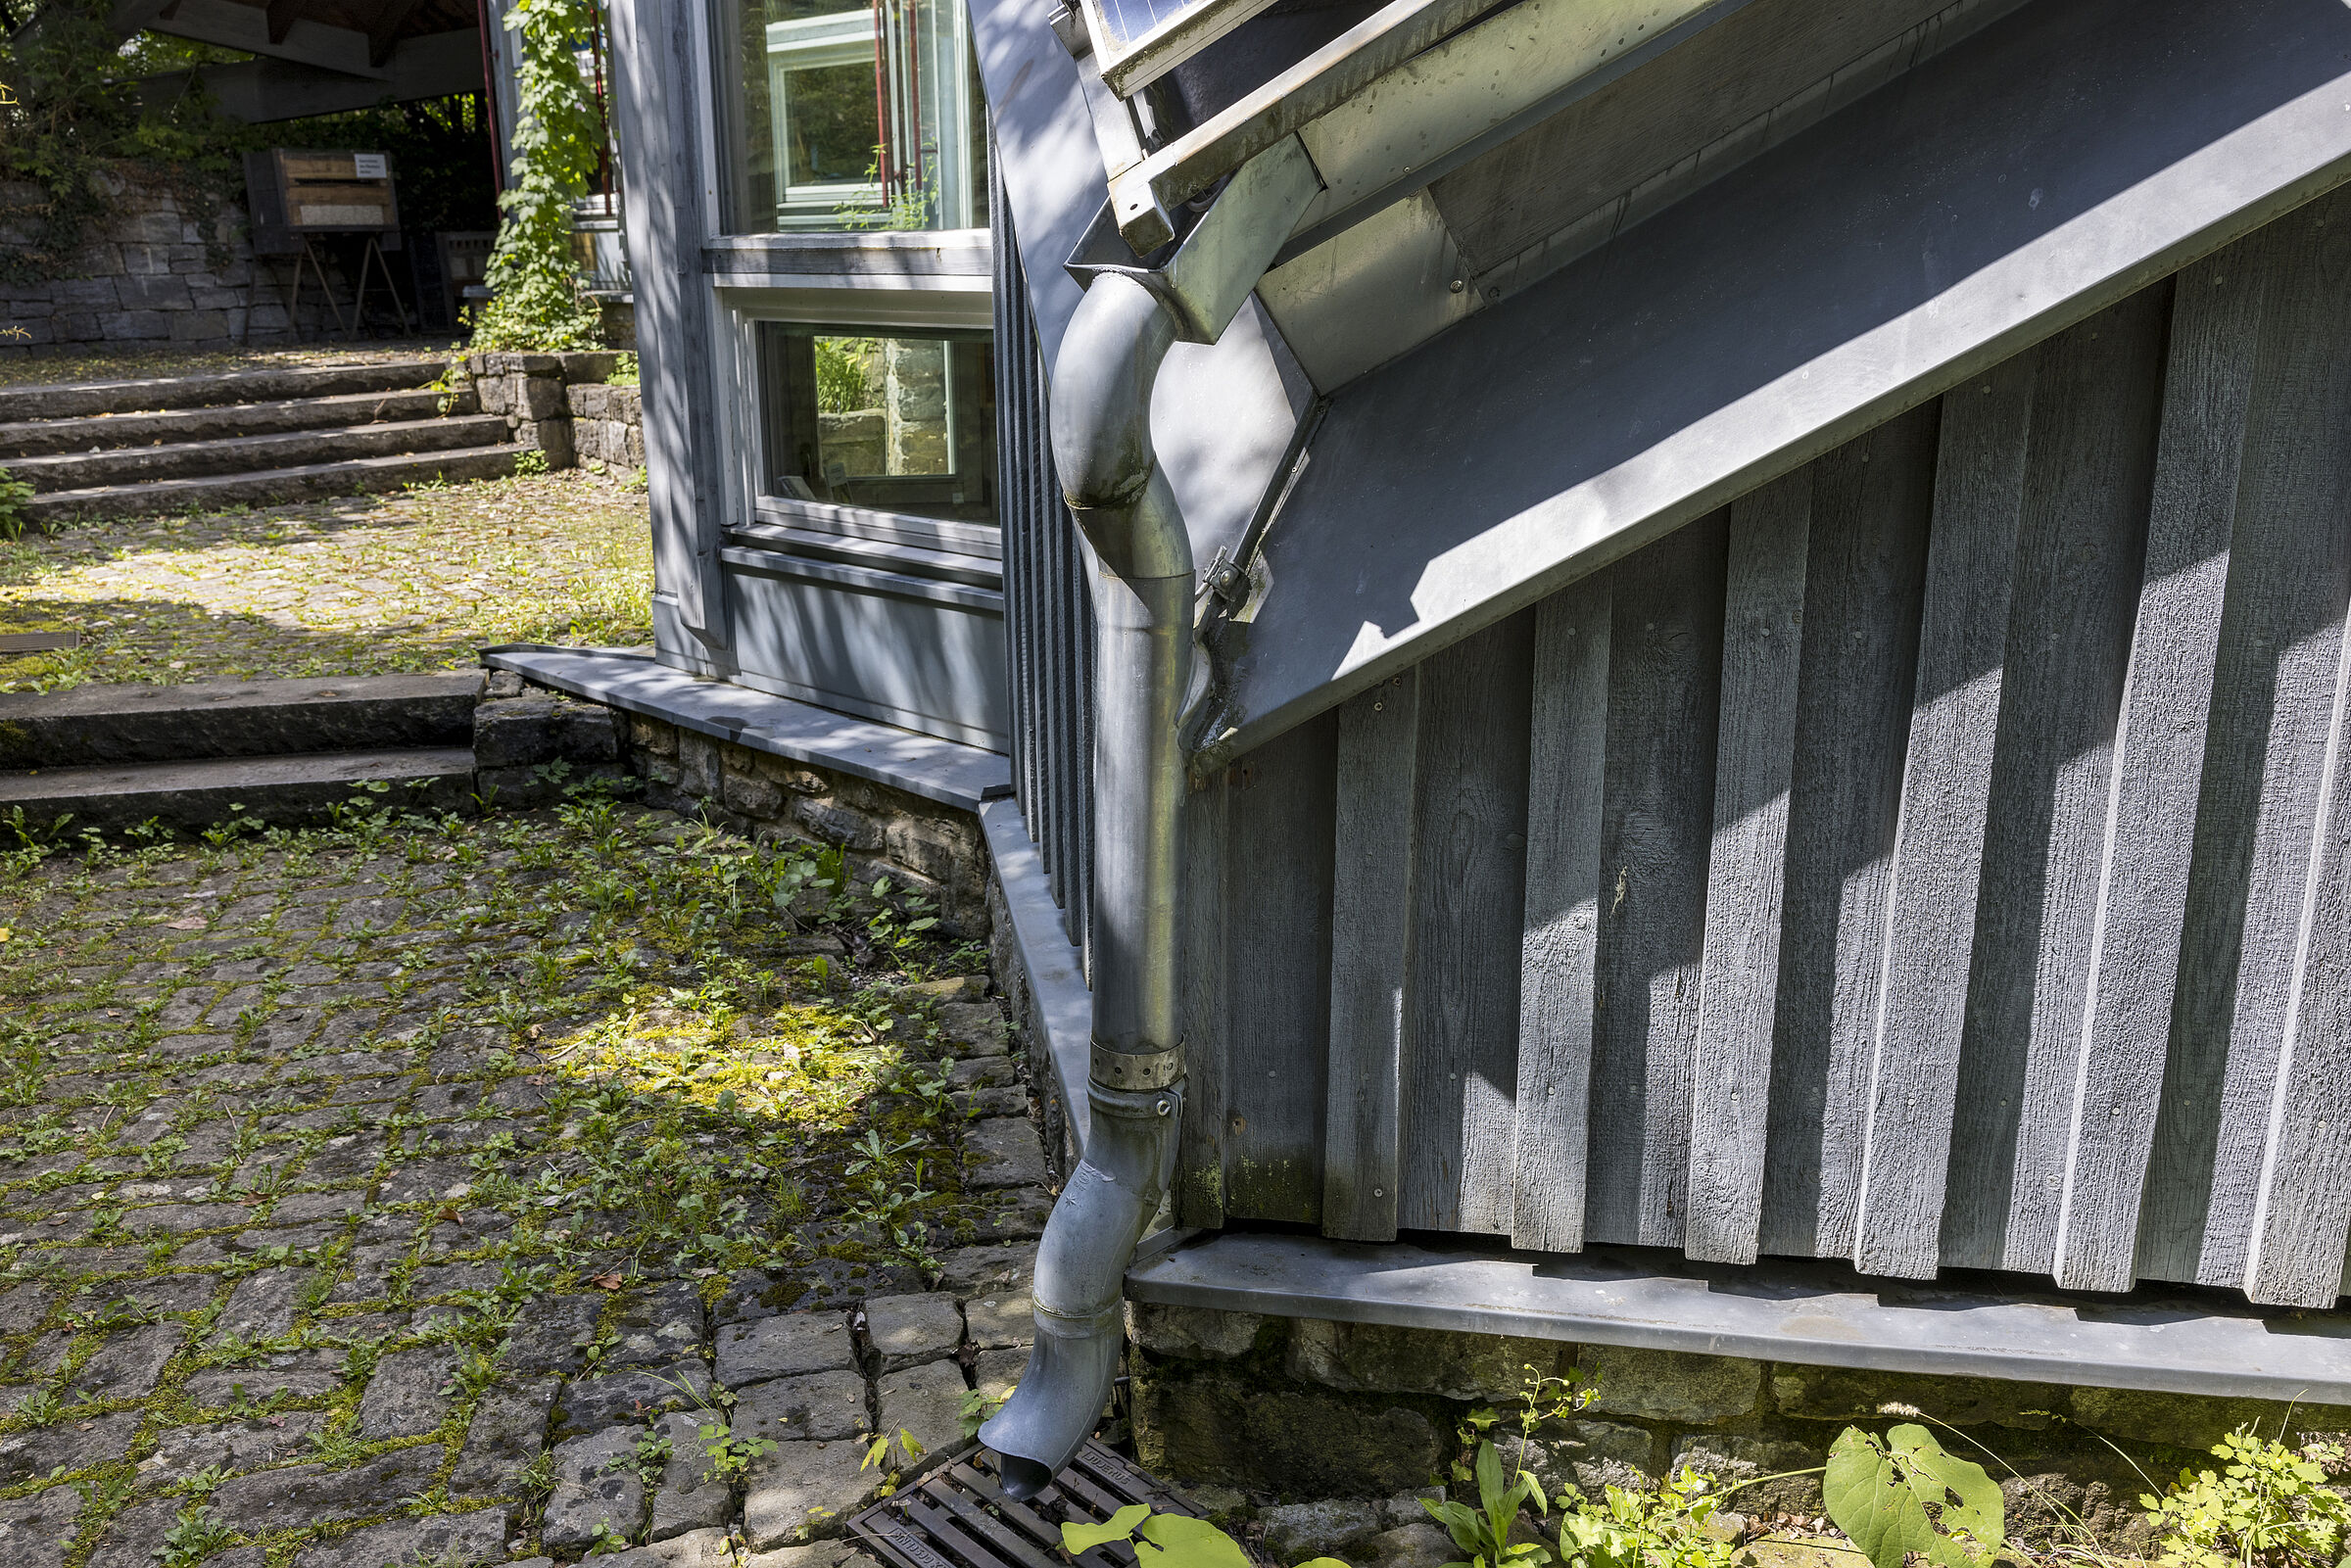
left=1850, top=353, right=2036, bottom=1280
left=1756, top=407, right=1937, bottom=1260
left=1583, top=516, right=1728, bottom=1249
left=1401, top=615, right=1536, bottom=1237
left=1685, top=472, right=1811, bottom=1264
left=1511, top=575, right=1611, bottom=1254
left=2047, top=250, right=2260, bottom=1293
left=1175, top=778, right=1230, bottom=1229
left=1219, top=713, right=1338, bottom=1224
left=2244, top=618, right=2351, bottom=1307
left=1322, top=675, right=1419, bottom=1242
left=2139, top=192, right=2351, bottom=1288
left=1941, top=292, right=2168, bottom=1275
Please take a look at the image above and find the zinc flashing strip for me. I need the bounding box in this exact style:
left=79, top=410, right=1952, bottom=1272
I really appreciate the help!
left=1126, top=1231, right=2351, bottom=1404
left=478, top=643, right=1011, bottom=809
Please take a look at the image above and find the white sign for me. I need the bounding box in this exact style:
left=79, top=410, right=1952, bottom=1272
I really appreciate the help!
left=352, top=154, right=388, bottom=179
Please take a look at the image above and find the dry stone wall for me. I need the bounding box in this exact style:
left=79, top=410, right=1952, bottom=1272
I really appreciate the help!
left=0, top=176, right=358, bottom=354
left=462, top=352, right=643, bottom=474
left=1124, top=1303, right=2351, bottom=1546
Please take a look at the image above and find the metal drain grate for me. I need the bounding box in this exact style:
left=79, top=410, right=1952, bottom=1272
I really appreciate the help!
left=851, top=1442, right=1204, bottom=1568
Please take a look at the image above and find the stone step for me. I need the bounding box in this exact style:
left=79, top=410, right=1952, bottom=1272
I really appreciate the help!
left=0, top=386, right=479, bottom=459
left=0, top=672, right=483, bottom=769
left=10, top=415, right=513, bottom=491
left=0, top=746, right=479, bottom=833
left=0, top=360, right=448, bottom=423
left=23, top=443, right=528, bottom=526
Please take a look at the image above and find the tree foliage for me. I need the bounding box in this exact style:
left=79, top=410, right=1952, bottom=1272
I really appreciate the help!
left=471, top=0, right=605, bottom=351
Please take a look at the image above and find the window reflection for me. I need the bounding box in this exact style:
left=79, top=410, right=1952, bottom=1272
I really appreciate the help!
left=757, top=324, right=996, bottom=522
left=718, top=0, right=985, bottom=233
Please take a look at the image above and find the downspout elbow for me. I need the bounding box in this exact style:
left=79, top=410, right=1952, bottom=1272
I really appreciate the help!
left=978, top=1084, right=1175, bottom=1497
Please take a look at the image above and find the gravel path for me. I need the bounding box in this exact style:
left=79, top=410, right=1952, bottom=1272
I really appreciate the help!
left=0, top=798, right=1047, bottom=1568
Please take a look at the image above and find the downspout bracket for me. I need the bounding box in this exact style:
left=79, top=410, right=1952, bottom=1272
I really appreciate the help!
left=1090, top=1043, right=1185, bottom=1091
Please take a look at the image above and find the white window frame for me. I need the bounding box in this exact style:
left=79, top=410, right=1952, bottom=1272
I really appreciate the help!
left=767, top=10, right=888, bottom=229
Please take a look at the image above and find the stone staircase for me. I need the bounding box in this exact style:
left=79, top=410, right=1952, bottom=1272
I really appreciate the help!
left=0, top=670, right=620, bottom=834
left=0, top=360, right=527, bottom=527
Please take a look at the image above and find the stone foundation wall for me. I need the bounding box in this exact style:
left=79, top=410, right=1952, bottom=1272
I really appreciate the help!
left=1126, top=1303, right=2350, bottom=1547
left=0, top=175, right=357, bottom=355
left=622, top=712, right=991, bottom=940
left=462, top=351, right=643, bottom=473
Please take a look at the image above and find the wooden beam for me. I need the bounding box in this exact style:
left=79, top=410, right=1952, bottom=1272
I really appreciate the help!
left=2046, top=248, right=2260, bottom=1293
left=1684, top=470, right=1810, bottom=1264
left=1402, top=615, right=1535, bottom=1238
left=1584, top=515, right=1725, bottom=1250
left=1510, top=574, right=1610, bottom=1254
left=365, top=0, right=428, bottom=65
left=1850, top=355, right=2035, bottom=1280
left=1322, top=673, right=1419, bottom=1243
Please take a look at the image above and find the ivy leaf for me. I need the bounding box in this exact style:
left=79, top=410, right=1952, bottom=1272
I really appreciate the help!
left=1062, top=1503, right=1150, bottom=1555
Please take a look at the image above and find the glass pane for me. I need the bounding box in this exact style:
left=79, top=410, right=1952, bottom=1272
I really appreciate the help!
left=783, top=63, right=878, bottom=187
left=716, top=0, right=985, bottom=234
left=758, top=324, right=997, bottom=523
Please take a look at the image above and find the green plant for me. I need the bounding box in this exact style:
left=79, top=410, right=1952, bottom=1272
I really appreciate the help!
left=1064, top=1505, right=1286, bottom=1568
left=0, top=467, right=33, bottom=541
left=1428, top=1440, right=1557, bottom=1568
left=470, top=0, right=605, bottom=350
left=585, top=1518, right=636, bottom=1556
left=2145, top=1428, right=2351, bottom=1568
left=1823, top=1423, right=2004, bottom=1568
left=158, top=1504, right=236, bottom=1567
left=697, top=1421, right=775, bottom=1487
left=1555, top=1471, right=1739, bottom=1568
left=960, top=1387, right=1008, bottom=1443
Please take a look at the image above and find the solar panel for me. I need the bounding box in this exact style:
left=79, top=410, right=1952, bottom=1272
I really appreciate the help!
left=1079, top=0, right=1286, bottom=95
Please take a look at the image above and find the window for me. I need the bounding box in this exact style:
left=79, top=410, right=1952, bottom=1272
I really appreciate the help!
left=755, top=324, right=997, bottom=523
left=716, top=0, right=987, bottom=233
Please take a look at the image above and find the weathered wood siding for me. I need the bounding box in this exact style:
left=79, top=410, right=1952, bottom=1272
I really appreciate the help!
left=1182, top=189, right=2351, bottom=1307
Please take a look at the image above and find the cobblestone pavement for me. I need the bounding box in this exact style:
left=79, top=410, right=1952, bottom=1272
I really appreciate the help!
left=0, top=470, right=651, bottom=695
left=0, top=796, right=1048, bottom=1568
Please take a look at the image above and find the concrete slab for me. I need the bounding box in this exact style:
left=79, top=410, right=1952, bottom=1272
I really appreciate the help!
left=0, top=745, right=478, bottom=831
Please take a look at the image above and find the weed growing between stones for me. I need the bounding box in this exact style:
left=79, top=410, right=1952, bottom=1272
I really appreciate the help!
left=0, top=786, right=1046, bottom=1565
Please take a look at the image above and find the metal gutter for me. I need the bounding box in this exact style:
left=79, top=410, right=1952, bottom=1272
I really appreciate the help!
left=1127, top=1232, right=2351, bottom=1405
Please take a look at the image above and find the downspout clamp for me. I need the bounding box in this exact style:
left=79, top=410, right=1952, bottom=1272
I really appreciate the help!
left=979, top=135, right=1320, bottom=1497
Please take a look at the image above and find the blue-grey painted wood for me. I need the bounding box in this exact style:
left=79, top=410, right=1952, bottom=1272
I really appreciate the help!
left=2050, top=248, right=2259, bottom=1295
left=1686, top=472, right=1810, bottom=1265
left=1223, top=0, right=2351, bottom=759
left=1510, top=575, right=1611, bottom=1255
left=2140, top=193, right=2351, bottom=1297
left=607, top=0, right=729, bottom=660
left=1223, top=715, right=1340, bottom=1224
left=1177, top=778, right=1230, bottom=1229
left=2244, top=622, right=2351, bottom=1307
left=1402, top=617, right=1534, bottom=1238
left=1585, top=519, right=1724, bottom=1250
left=1851, top=356, right=2036, bottom=1281
left=1941, top=292, right=2168, bottom=1277
left=1323, top=674, right=1419, bottom=1244
left=1755, top=408, right=1936, bottom=1262
left=992, top=155, right=1096, bottom=963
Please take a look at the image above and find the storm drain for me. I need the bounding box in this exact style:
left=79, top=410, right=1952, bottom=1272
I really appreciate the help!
left=851, top=1442, right=1204, bottom=1568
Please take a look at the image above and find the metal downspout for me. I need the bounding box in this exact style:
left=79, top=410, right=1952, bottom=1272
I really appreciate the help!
left=979, top=138, right=1321, bottom=1497
left=979, top=271, right=1189, bottom=1498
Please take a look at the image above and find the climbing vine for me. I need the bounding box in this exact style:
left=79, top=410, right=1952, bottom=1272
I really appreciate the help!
left=471, top=0, right=607, bottom=351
